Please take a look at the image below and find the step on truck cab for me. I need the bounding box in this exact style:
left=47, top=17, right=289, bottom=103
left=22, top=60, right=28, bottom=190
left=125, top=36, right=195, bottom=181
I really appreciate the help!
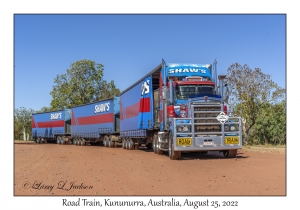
left=119, top=60, right=242, bottom=159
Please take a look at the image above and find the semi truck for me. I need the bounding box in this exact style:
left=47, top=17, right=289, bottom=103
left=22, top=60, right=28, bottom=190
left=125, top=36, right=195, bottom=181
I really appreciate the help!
left=118, top=60, right=242, bottom=159
left=32, top=60, right=242, bottom=159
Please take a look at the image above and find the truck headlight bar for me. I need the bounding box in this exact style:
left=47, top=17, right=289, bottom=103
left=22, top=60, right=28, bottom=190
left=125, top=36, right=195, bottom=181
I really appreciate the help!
left=177, top=125, right=189, bottom=132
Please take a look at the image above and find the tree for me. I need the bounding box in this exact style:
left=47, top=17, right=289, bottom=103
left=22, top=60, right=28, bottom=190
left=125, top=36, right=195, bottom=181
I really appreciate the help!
left=224, top=63, right=285, bottom=144
left=36, top=106, right=53, bottom=113
left=14, top=107, right=35, bottom=141
left=252, top=101, right=286, bottom=145
left=50, top=59, right=120, bottom=110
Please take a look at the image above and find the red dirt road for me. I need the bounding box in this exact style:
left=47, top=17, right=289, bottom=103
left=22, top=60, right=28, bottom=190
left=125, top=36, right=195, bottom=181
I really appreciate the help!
left=14, top=142, right=286, bottom=196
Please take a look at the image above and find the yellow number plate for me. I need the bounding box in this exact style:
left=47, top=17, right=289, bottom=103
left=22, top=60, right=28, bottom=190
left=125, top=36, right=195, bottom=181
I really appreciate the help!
left=177, top=138, right=192, bottom=146
left=225, top=136, right=239, bottom=144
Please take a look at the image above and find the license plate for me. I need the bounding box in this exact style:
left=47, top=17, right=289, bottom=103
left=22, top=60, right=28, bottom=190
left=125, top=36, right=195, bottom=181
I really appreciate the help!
left=203, top=141, right=214, bottom=146
left=177, top=138, right=192, bottom=146
left=225, top=136, right=239, bottom=144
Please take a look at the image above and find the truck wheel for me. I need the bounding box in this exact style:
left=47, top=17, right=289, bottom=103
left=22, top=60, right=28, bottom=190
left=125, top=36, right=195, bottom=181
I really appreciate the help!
left=103, top=135, right=109, bottom=147
left=73, top=138, right=77, bottom=145
left=60, top=137, right=65, bottom=144
left=57, top=137, right=61, bottom=144
left=81, top=138, right=86, bottom=146
left=223, top=149, right=237, bottom=158
left=108, top=136, right=113, bottom=148
left=128, top=138, right=135, bottom=150
left=168, top=132, right=181, bottom=160
left=153, top=133, right=158, bottom=154
left=122, top=138, right=126, bottom=149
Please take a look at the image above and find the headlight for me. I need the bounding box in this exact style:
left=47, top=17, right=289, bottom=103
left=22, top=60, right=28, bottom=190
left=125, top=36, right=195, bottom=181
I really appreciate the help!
left=224, top=125, right=229, bottom=131
left=182, top=126, right=189, bottom=132
left=177, top=126, right=183, bottom=132
left=230, top=125, right=236, bottom=131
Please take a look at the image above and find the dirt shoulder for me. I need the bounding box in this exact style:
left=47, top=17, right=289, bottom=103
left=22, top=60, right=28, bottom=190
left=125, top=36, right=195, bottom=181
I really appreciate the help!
left=242, top=146, right=286, bottom=154
left=14, top=143, right=286, bottom=196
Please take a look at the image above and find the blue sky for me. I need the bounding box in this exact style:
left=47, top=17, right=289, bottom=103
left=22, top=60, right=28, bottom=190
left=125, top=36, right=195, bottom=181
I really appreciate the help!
left=14, top=14, right=286, bottom=111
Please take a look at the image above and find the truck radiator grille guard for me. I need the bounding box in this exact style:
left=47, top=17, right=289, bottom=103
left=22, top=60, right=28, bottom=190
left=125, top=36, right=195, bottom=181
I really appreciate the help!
left=194, top=105, right=222, bottom=133
left=192, top=103, right=241, bottom=136
left=172, top=103, right=242, bottom=150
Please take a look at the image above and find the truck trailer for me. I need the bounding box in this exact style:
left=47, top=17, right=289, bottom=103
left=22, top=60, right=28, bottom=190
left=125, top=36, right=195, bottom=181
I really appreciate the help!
left=32, top=109, right=71, bottom=143
left=70, top=97, right=120, bottom=146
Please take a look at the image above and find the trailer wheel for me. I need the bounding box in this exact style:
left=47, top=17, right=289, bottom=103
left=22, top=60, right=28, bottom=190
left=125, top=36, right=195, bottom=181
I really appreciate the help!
left=223, top=149, right=237, bottom=158
left=168, top=132, right=181, bottom=160
left=103, top=135, right=109, bottom=147
left=126, top=139, right=130, bottom=150
left=73, top=138, right=77, bottom=145
left=122, top=138, right=126, bottom=149
left=108, top=136, right=113, bottom=148
left=128, top=138, right=135, bottom=150
left=81, top=138, right=86, bottom=146
left=60, top=137, right=65, bottom=144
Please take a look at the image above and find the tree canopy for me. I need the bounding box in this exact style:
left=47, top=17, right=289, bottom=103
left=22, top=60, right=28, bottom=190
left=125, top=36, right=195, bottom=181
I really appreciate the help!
left=224, top=63, right=285, bottom=144
left=251, top=100, right=286, bottom=145
left=50, top=59, right=120, bottom=110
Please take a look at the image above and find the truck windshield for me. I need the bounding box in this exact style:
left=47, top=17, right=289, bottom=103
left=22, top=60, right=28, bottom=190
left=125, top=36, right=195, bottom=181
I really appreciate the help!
left=176, top=85, right=215, bottom=99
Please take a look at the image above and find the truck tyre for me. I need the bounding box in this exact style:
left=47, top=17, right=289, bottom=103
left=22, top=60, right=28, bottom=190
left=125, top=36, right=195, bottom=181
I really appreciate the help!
left=157, top=145, right=164, bottom=155
left=122, top=138, right=126, bottom=149
left=81, top=138, right=86, bottom=146
left=168, top=132, right=181, bottom=160
left=73, top=138, right=77, bottom=145
left=223, top=149, right=237, bottom=158
left=126, top=139, right=129, bottom=150
left=103, top=135, right=109, bottom=147
left=57, top=137, right=61, bottom=144
left=153, top=133, right=158, bottom=154
left=108, top=136, right=113, bottom=148
left=60, top=137, right=65, bottom=144
left=128, top=138, right=135, bottom=150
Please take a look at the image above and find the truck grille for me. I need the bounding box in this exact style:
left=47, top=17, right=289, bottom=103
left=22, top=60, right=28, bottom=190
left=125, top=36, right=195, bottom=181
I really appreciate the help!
left=193, top=105, right=222, bottom=133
